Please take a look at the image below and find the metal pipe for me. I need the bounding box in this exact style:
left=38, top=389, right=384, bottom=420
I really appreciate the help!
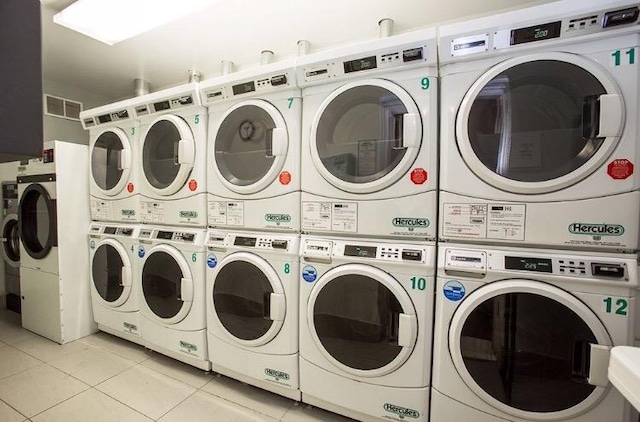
left=187, top=69, right=202, bottom=83
left=378, top=18, right=394, bottom=38
left=297, top=39, right=310, bottom=56
left=221, top=60, right=234, bottom=75
left=261, top=50, right=274, bottom=65
left=134, top=79, right=150, bottom=96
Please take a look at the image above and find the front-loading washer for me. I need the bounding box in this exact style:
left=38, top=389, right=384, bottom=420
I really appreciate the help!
left=81, top=98, right=139, bottom=222
left=134, top=83, right=207, bottom=227
left=200, top=59, right=301, bottom=232
left=18, top=140, right=94, bottom=343
left=431, top=244, right=638, bottom=422
left=299, top=235, right=435, bottom=421
left=438, top=0, right=640, bottom=252
left=137, top=225, right=209, bottom=370
left=88, top=222, right=142, bottom=344
left=297, top=28, right=438, bottom=240
left=205, top=230, right=300, bottom=399
left=2, top=181, right=20, bottom=310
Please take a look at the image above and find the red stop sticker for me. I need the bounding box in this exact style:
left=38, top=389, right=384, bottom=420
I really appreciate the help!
left=279, top=171, right=291, bottom=185
left=410, top=168, right=428, bottom=185
left=188, top=179, right=198, bottom=191
left=607, top=159, right=634, bottom=180
left=126, top=183, right=135, bottom=193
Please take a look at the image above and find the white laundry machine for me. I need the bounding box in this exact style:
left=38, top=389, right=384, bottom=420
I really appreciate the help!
left=200, top=60, right=301, bottom=232
left=438, top=0, right=640, bottom=252
left=18, top=140, right=95, bottom=344
left=431, top=244, right=639, bottom=422
left=81, top=98, right=139, bottom=222
left=297, top=28, right=438, bottom=240
left=2, top=181, right=20, bottom=312
left=88, top=222, right=142, bottom=344
left=134, top=83, right=207, bottom=227
left=137, top=225, right=209, bottom=370
left=205, top=230, right=300, bottom=399
left=299, top=236, right=435, bottom=421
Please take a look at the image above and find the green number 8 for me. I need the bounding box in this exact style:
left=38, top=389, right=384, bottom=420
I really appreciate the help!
left=284, top=263, right=290, bottom=274
left=420, top=78, right=430, bottom=90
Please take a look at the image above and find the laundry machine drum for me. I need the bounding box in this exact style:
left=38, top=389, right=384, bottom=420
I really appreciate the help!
left=91, top=129, right=127, bottom=193
left=308, top=264, right=418, bottom=377
left=19, top=184, right=56, bottom=259
left=92, top=243, right=127, bottom=304
left=142, top=250, right=189, bottom=320
left=213, top=260, right=275, bottom=341
left=456, top=53, right=624, bottom=194
left=2, top=217, right=20, bottom=264
left=449, top=280, right=612, bottom=419
left=215, top=105, right=277, bottom=187
left=143, top=120, right=182, bottom=189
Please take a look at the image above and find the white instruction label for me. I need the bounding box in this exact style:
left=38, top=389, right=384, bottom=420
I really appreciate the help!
left=443, top=203, right=526, bottom=240
left=90, top=200, right=111, bottom=221
left=140, top=201, right=165, bottom=223
left=302, top=202, right=332, bottom=231
left=487, top=204, right=526, bottom=240
left=331, top=203, right=357, bottom=232
left=302, top=202, right=358, bottom=233
left=442, top=203, right=487, bottom=238
left=208, top=201, right=244, bottom=227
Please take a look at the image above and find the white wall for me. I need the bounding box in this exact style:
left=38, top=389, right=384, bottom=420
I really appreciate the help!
left=43, top=79, right=114, bottom=145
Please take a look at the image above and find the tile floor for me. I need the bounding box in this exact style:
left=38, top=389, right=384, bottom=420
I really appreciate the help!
left=0, top=310, right=354, bottom=422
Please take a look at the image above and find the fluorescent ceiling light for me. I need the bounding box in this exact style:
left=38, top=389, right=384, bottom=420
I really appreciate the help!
left=53, top=0, right=217, bottom=46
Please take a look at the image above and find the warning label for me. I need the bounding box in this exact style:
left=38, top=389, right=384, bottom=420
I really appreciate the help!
left=208, top=201, right=244, bottom=227
left=607, top=159, right=634, bottom=180
left=140, top=202, right=165, bottom=223
left=302, top=202, right=357, bottom=233
left=443, top=203, right=526, bottom=241
left=91, top=200, right=111, bottom=221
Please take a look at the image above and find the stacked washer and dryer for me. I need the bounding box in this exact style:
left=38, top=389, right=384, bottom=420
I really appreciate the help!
left=199, top=58, right=302, bottom=399
left=81, top=99, right=144, bottom=344
left=434, top=1, right=640, bottom=422
left=131, top=84, right=210, bottom=370
left=297, top=28, right=439, bottom=422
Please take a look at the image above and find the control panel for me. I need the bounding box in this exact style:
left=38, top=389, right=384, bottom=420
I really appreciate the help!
left=205, top=231, right=295, bottom=252
left=302, top=238, right=427, bottom=264
left=202, top=71, right=293, bottom=105
left=92, top=108, right=130, bottom=126
left=446, top=4, right=640, bottom=57
left=444, top=248, right=630, bottom=281
left=135, top=94, right=195, bottom=116
left=300, top=41, right=429, bottom=84
left=103, top=226, right=134, bottom=237
left=154, top=230, right=195, bottom=242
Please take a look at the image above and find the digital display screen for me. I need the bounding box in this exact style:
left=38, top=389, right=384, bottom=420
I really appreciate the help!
left=156, top=231, right=174, bottom=240
left=232, top=81, right=255, bottom=96
left=104, top=227, right=117, bottom=235
left=234, top=236, right=257, bottom=247
left=345, top=245, right=377, bottom=258
left=505, top=256, right=553, bottom=273
left=344, top=56, right=377, bottom=74
left=453, top=40, right=486, bottom=51
left=97, top=114, right=112, bottom=124
left=510, top=21, right=561, bottom=45
left=153, top=100, right=171, bottom=111
left=451, top=255, right=482, bottom=263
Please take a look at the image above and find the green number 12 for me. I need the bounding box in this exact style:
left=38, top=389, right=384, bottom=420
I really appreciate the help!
left=604, top=297, right=628, bottom=315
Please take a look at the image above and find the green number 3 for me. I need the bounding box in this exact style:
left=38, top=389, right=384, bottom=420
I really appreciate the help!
left=284, top=263, right=290, bottom=274
left=130, top=128, right=135, bottom=136
left=191, top=253, right=197, bottom=262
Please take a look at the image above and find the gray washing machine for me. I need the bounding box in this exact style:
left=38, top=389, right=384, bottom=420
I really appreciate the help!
left=2, top=181, right=20, bottom=312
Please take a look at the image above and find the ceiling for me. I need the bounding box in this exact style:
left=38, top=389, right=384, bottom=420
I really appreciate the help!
left=41, top=0, right=551, bottom=103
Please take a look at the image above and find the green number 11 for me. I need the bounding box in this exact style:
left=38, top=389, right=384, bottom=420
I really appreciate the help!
left=612, top=48, right=636, bottom=66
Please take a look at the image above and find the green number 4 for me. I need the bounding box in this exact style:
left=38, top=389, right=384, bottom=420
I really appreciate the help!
left=604, top=297, right=628, bottom=315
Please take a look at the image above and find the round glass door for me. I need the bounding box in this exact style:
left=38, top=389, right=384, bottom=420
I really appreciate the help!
left=141, top=246, right=193, bottom=324
left=91, top=240, right=131, bottom=307
left=310, top=79, right=422, bottom=194
left=214, top=100, right=288, bottom=194
left=308, top=264, right=417, bottom=377
left=142, top=115, right=195, bottom=196
left=2, top=216, right=20, bottom=266
left=450, top=280, right=611, bottom=420
left=212, top=252, right=285, bottom=346
left=19, top=184, right=56, bottom=260
left=91, top=128, right=131, bottom=196
left=457, top=53, right=623, bottom=194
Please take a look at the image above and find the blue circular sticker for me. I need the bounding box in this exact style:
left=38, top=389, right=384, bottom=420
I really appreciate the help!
left=443, top=280, right=466, bottom=302
left=89, top=240, right=95, bottom=250
left=207, top=253, right=218, bottom=269
left=302, top=265, right=317, bottom=283
left=137, top=246, right=145, bottom=259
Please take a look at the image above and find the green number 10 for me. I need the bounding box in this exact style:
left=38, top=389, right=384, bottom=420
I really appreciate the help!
left=411, top=276, right=427, bottom=290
